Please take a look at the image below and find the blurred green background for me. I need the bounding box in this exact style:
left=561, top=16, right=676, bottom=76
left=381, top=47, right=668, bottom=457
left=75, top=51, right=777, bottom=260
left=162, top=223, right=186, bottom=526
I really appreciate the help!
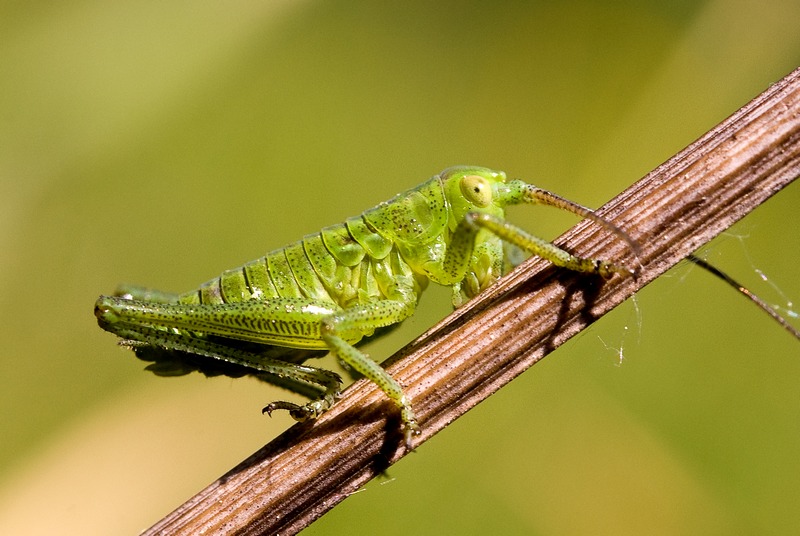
left=1, top=1, right=799, bottom=534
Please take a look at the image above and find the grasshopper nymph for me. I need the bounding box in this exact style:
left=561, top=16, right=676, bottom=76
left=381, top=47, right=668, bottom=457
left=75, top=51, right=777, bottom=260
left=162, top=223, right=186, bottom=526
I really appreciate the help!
left=95, top=166, right=638, bottom=446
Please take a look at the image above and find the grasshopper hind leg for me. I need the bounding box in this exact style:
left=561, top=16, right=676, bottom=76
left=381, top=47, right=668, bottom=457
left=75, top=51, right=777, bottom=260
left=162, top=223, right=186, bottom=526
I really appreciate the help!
left=95, top=292, right=421, bottom=445
left=95, top=295, right=344, bottom=424
left=131, top=341, right=331, bottom=403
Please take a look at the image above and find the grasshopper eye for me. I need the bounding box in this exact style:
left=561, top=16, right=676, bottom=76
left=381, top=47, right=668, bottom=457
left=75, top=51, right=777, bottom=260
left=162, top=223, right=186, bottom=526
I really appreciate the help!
left=460, top=174, right=492, bottom=207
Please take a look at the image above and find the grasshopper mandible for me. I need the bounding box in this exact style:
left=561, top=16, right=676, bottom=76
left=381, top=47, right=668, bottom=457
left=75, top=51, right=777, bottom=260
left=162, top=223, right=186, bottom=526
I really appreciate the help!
left=95, top=166, right=638, bottom=446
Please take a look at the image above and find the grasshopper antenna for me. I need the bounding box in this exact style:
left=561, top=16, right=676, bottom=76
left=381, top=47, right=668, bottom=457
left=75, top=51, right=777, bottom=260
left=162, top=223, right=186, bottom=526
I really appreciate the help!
left=530, top=186, right=797, bottom=341
left=686, top=254, right=800, bottom=341
left=525, top=187, right=644, bottom=275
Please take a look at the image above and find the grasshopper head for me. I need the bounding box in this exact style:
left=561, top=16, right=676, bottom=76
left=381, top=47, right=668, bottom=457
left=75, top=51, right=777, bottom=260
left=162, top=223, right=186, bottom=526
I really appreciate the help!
left=439, top=166, right=516, bottom=302
left=440, top=166, right=511, bottom=230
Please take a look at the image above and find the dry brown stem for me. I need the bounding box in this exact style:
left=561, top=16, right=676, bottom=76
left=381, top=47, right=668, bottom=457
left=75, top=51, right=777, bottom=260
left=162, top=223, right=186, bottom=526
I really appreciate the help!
left=143, top=66, right=800, bottom=535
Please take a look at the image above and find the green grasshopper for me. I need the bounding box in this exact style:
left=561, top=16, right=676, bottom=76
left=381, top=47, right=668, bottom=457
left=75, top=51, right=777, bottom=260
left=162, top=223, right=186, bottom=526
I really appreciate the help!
left=95, top=166, right=640, bottom=445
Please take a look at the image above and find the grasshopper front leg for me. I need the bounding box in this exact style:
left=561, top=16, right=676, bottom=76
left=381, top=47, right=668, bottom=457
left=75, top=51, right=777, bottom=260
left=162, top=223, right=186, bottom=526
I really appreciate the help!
left=442, top=213, right=633, bottom=307
left=466, top=212, right=633, bottom=278
left=95, top=285, right=421, bottom=445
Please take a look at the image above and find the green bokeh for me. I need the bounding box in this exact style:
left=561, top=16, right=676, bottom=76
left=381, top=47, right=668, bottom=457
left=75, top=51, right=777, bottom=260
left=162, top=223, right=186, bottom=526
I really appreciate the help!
left=1, top=2, right=798, bottom=534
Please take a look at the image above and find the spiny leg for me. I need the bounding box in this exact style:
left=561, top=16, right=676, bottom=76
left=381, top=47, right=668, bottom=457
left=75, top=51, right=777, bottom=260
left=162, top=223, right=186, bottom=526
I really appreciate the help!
left=466, top=212, right=633, bottom=278
left=320, top=291, right=421, bottom=446
left=520, top=184, right=642, bottom=267
left=129, top=341, right=331, bottom=400
left=95, top=296, right=344, bottom=422
left=96, top=291, right=421, bottom=444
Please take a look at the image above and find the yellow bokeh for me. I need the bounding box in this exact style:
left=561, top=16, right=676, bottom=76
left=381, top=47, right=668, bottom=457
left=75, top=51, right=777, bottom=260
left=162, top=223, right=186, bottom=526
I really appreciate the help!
left=1, top=1, right=798, bottom=534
